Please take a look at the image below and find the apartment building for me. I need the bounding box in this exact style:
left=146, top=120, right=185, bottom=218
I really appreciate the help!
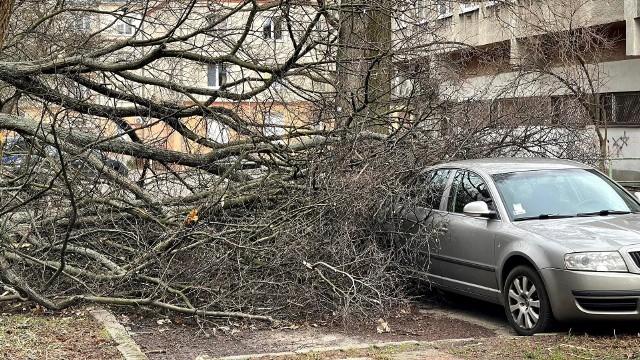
left=10, top=0, right=329, bottom=166
left=135, top=0, right=327, bottom=153
left=393, top=0, right=640, bottom=179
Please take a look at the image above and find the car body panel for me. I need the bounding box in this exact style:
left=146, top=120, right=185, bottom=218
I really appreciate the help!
left=435, top=158, right=590, bottom=175
left=400, top=157, right=640, bottom=328
left=515, top=216, right=640, bottom=251
left=396, top=205, right=438, bottom=274
left=437, top=212, right=499, bottom=299
left=542, top=268, right=640, bottom=322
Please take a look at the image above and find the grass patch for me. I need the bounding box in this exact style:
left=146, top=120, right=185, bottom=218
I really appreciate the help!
left=446, top=334, right=640, bottom=359
left=0, top=309, right=121, bottom=360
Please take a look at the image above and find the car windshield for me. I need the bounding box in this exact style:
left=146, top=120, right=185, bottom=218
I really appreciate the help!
left=492, top=168, right=640, bottom=220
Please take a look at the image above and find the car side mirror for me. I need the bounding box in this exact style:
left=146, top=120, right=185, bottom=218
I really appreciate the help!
left=463, top=201, right=497, bottom=219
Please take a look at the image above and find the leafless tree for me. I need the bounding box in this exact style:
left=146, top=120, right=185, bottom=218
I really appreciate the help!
left=457, top=0, right=616, bottom=169
left=0, top=0, right=595, bottom=324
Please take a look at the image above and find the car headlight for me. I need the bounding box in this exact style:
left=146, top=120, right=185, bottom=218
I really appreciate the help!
left=564, top=252, right=628, bottom=272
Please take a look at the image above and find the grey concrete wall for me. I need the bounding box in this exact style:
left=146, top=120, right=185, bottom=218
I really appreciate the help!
left=607, top=127, right=640, bottom=183
left=442, top=58, right=640, bottom=101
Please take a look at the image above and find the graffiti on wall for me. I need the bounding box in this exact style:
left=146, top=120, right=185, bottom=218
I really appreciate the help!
left=609, top=131, right=630, bottom=157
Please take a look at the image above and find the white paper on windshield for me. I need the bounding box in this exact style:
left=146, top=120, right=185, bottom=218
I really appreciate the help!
left=513, top=203, right=526, bottom=215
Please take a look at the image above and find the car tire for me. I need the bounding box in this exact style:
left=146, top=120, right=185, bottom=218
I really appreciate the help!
left=503, top=265, right=554, bottom=336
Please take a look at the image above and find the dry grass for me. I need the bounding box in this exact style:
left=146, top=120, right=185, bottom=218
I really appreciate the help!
left=0, top=306, right=122, bottom=360
left=446, top=334, right=640, bottom=360
left=277, top=334, right=640, bottom=359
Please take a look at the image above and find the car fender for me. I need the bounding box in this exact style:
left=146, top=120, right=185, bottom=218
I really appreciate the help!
left=495, top=230, right=570, bottom=293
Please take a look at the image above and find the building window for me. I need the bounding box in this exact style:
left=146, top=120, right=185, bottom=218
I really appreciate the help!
left=206, top=119, right=230, bottom=143
left=550, top=96, right=588, bottom=127
left=396, top=4, right=408, bottom=27
left=437, top=1, right=453, bottom=19
left=460, top=2, right=480, bottom=13
left=393, top=71, right=414, bottom=98
left=414, top=0, right=428, bottom=22
left=205, top=14, right=228, bottom=36
left=207, top=63, right=227, bottom=88
left=263, top=112, right=285, bottom=138
left=116, top=19, right=135, bottom=35
left=72, top=15, right=92, bottom=32
left=604, top=92, right=640, bottom=125
left=263, top=17, right=282, bottom=40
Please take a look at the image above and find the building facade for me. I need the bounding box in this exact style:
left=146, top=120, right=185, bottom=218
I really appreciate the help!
left=393, top=0, right=640, bottom=180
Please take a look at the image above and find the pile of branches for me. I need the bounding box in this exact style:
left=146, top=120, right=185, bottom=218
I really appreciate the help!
left=0, top=0, right=600, bottom=324
left=0, top=117, right=596, bottom=323
left=0, top=125, right=439, bottom=323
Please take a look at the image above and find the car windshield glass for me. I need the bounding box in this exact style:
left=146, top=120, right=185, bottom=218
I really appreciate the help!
left=492, top=168, right=640, bottom=220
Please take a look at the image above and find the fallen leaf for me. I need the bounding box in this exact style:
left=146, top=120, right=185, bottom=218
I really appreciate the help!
left=376, top=318, right=390, bottom=334
left=157, top=319, right=172, bottom=325
left=185, top=208, right=199, bottom=226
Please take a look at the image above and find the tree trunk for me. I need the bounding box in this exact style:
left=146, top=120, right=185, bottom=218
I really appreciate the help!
left=0, top=0, right=15, bottom=51
left=365, top=0, right=392, bottom=131
left=335, top=0, right=367, bottom=128
left=335, top=0, right=392, bottom=130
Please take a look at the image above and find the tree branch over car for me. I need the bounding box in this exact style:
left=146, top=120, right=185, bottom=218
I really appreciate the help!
left=0, top=0, right=597, bottom=324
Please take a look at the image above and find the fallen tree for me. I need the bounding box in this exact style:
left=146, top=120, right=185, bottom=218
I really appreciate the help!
left=0, top=0, right=597, bottom=323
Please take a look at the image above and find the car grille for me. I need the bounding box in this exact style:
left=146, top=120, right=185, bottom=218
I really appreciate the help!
left=629, top=251, right=640, bottom=269
left=576, top=298, right=638, bottom=312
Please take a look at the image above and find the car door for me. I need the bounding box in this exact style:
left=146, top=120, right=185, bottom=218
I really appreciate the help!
left=438, top=169, right=500, bottom=300
left=397, top=168, right=453, bottom=282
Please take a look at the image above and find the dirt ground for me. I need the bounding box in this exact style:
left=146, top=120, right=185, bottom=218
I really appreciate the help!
left=5, top=297, right=640, bottom=360
left=126, top=305, right=496, bottom=359
left=0, top=303, right=121, bottom=360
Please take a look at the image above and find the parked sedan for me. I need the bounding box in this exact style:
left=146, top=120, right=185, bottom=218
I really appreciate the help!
left=2, top=138, right=128, bottom=176
left=396, top=158, right=640, bottom=335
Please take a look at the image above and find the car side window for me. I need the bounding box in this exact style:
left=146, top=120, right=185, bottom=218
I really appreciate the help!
left=416, top=169, right=451, bottom=209
left=447, top=170, right=494, bottom=214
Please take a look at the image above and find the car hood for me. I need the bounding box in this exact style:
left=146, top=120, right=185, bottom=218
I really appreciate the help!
left=514, top=214, right=640, bottom=251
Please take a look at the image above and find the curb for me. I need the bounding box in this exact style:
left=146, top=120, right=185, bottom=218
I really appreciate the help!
left=198, top=338, right=475, bottom=360
left=90, top=309, right=149, bottom=360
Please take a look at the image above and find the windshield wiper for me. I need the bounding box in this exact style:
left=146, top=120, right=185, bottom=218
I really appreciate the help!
left=577, top=210, right=632, bottom=217
left=513, top=214, right=576, bottom=221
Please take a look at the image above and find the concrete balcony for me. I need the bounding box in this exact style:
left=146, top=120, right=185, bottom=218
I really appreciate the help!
left=427, top=0, right=624, bottom=49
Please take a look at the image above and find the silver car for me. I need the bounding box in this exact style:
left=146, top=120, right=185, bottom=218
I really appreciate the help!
left=398, top=158, right=640, bottom=335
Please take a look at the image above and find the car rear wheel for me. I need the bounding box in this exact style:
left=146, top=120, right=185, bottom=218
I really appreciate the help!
left=503, top=265, right=554, bottom=336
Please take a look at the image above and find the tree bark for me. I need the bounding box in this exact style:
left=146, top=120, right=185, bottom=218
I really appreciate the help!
left=335, top=0, right=391, bottom=130
left=0, top=0, right=15, bottom=51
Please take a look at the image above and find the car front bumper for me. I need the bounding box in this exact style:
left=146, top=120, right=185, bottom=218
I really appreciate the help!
left=541, top=268, right=640, bottom=322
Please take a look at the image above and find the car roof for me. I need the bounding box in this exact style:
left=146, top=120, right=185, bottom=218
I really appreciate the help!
left=432, top=157, right=593, bottom=175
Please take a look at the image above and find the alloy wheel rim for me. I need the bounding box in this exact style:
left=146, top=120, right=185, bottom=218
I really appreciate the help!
left=507, top=275, right=541, bottom=330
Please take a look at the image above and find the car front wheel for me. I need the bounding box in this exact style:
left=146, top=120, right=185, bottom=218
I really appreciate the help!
left=503, top=265, right=554, bottom=336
